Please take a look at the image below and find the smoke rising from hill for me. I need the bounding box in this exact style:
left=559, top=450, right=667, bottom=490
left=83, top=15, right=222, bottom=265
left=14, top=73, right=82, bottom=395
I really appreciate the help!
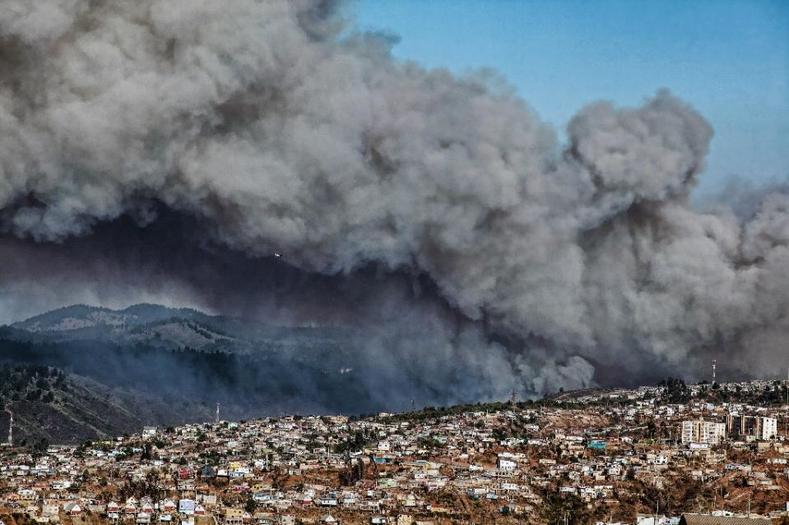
left=0, top=0, right=788, bottom=400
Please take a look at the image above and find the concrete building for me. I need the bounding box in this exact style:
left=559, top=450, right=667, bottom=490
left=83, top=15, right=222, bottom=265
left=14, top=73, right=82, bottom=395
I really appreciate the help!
left=760, top=417, right=777, bottom=440
left=726, top=415, right=778, bottom=441
left=681, top=420, right=726, bottom=445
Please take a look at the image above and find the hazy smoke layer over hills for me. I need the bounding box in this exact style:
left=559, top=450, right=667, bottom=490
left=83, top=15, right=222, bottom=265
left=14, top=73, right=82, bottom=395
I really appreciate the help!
left=1, top=302, right=568, bottom=416
left=0, top=0, right=788, bottom=403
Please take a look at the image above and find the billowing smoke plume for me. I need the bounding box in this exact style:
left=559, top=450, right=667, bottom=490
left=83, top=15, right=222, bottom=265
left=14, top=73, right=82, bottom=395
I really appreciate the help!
left=0, top=0, right=787, bottom=404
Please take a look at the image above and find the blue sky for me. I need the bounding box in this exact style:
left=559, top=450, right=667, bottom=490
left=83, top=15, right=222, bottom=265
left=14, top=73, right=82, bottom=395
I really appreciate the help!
left=351, top=0, right=788, bottom=196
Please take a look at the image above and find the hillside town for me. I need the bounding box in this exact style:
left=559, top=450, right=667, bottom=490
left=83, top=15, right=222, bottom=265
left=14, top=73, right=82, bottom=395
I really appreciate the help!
left=1, top=379, right=788, bottom=525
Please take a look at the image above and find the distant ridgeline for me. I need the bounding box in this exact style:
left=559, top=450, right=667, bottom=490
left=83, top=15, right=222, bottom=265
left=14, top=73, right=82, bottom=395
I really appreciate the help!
left=0, top=304, right=392, bottom=443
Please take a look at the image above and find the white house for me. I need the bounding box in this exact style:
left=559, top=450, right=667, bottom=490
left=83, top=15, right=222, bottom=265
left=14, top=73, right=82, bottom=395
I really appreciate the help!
left=497, top=457, right=517, bottom=471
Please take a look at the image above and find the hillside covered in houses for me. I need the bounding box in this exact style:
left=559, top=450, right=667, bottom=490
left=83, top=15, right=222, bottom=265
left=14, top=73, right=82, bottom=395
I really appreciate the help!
left=1, top=379, right=788, bottom=525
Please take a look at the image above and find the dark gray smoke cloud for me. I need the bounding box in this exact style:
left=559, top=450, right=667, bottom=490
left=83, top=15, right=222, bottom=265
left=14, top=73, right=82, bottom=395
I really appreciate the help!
left=0, top=0, right=787, bottom=400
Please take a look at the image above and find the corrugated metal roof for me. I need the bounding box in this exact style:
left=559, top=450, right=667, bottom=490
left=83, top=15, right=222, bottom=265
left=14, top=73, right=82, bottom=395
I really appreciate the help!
left=680, top=514, right=773, bottom=525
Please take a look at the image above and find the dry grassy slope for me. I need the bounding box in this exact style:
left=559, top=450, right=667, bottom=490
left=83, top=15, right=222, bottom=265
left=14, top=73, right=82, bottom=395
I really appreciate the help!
left=0, top=368, right=210, bottom=445
left=11, top=393, right=141, bottom=445
left=0, top=379, right=141, bottom=445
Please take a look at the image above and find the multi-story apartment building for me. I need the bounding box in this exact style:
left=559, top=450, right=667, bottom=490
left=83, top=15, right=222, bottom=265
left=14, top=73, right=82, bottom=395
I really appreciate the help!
left=726, top=415, right=778, bottom=441
left=681, top=419, right=726, bottom=445
left=760, top=417, right=777, bottom=440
